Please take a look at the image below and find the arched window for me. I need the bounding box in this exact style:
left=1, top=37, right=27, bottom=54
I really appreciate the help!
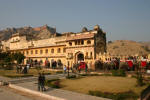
left=87, top=40, right=91, bottom=44
left=69, top=42, right=72, bottom=46
left=40, top=50, right=42, bottom=54
left=75, top=41, right=77, bottom=45
left=35, top=50, right=38, bottom=54
left=26, top=51, right=29, bottom=55
left=51, top=49, right=54, bottom=53
left=45, top=49, right=48, bottom=54
left=31, top=50, right=33, bottom=54
left=57, top=48, right=61, bottom=53
left=86, top=52, right=88, bottom=57
left=90, top=52, right=92, bottom=58
left=63, top=48, right=66, bottom=53
left=81, top=40, right=84, bottom=45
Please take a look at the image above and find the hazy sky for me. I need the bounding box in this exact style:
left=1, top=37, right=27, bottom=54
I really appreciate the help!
left=0, top=0, right=150, bottom=41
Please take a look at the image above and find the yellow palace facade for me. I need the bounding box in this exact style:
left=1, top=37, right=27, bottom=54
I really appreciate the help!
left=1, top=25, right=106, bottom=69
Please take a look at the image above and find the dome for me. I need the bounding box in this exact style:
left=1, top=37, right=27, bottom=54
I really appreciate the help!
left=94, top=25, right=100, bottom=30
left=82, top=27, right=88, bottom=32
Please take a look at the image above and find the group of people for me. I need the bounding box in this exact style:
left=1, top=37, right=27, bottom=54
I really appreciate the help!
left=63, top=62, right=88, bottom=74
left=38, top=73, right=46, bottom=92
left=16, top=64, right=30, bottom=74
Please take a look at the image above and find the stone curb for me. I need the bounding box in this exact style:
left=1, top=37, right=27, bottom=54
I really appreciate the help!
left=9, top=84, right=66, bottom=100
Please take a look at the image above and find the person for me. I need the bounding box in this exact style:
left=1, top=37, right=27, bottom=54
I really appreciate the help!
left=41, top=72, right=46, bottom=91
left=16, top=65, right=19, bottom=73
left=26, top=64, right=30, bottom=72
left=27, top=64, right=30, bottom=70
left=63, top=65, right=67, bottom=74
left=24, top=66, right=27, bottom=74
left=47, top=61, right=50, bottom=68
left=85, top=63, right=88, bottom=74
left=38, top=73, right=43, bottom=91
left=67, top=66, right=70, bottom=77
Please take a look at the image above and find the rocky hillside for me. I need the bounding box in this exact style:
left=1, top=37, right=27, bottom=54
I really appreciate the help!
left=107, top=40, right=150, bottom=56
left=0, top=25, right=60, bottom=41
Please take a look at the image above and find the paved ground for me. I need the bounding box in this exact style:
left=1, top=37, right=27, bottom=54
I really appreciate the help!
left=0, top=74, right=111, bottom=100
left=15, top=81, right=110, bottom=100
left=0, top=86, right=47, bottom=100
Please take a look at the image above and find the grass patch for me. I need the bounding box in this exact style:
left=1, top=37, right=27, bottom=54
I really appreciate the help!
left=45, top=79, right=61, bottom=88
left=60, top=76, right=147, bottom=99
left=111, top=70, right=126, bottom=77
left=55, top=71, right=63, bottom=74
left=79, top=73, right=100, bottom=76
left=89, top=90, right=138, bottom=100
left=0, top=69, right=52, bottom=78
left=4, top=74, right=33, bottom=78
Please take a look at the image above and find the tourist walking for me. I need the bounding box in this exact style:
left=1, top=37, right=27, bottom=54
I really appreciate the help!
left=63, top=65, right=67, bottom=74
left=38, top=73, right=43, bottom=91
left=41, top=72, right=46, bottom=91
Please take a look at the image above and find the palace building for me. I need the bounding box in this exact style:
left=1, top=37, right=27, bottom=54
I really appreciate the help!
left=1, top=25, right=106, bottom=69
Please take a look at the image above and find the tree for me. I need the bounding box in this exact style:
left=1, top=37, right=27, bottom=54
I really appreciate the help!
left=11, top=52, right=25, bottom=64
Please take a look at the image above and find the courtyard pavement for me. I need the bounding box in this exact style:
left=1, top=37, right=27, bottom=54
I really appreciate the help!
left=0, top=74, right=111, bottom=100
left=14, top=81, right=110, bottom=100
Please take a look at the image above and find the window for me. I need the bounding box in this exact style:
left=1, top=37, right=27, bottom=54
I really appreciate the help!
left=31, top=50, right=33, bottom=54
left=86, top=52, right=88, bottom=56
left=90, top=52, right=92, bottom=58
left=57, top=48, right=61, bottom=53
left=51, top=49, right=54, bottom=53
left=75, top=41, right=77, bottom=45
left=69, top=42, right=72, bottom=46
left=81, top=40, right=84, bottom=45
left=77, top=40, right=80, bottom=45
left=63, top=48, right=66, bottom=53
left=26, top=51, right=29, bottom=55
left=87, top=40, right=91, bottom=44
left=35, top=50, right=38, bottom=54
left=45, top=49, right=48, bottom=54
left=40, top=50, right=43, bottom=54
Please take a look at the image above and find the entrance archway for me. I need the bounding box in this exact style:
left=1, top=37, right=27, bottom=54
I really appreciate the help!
left=77, top=53, right=84, bottom=61
left=75, top=52, right=84, bottom=63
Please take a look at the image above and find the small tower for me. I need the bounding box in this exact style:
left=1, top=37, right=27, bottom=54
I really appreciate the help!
left=94, top=25, right=100, bottom=31
left=82, top=27, right=88, bottom=32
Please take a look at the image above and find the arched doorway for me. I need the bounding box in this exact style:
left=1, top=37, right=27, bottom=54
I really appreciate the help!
left=78, top=53, right=84, bottom=61
left=75, top=52, right=84, bottom=63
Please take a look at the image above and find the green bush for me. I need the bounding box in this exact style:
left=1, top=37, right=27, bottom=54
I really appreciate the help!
left=3, top=65, right=14, bottom=70
left=136, top=72, right=144, bottom=86
left=56, top=71, right=63, bottom=74
left=80, top=73, right=100, bottom=76
left=51, top=80, right=60, bottom=88
left=45, top=79, right=61, bottom=88
left=89, top=90, right=138, bottom=100
left=66, top=75, right=76, bottom=79
left=111, top=70, right=126, bottom=77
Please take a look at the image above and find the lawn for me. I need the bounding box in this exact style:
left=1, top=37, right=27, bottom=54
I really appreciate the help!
left=60, top=76, right=147, bottom=95
left=0, top=68, right=61, bottom=78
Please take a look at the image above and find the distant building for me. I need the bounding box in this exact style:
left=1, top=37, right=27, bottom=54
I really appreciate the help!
left=1, top=25, right=106, bottom=69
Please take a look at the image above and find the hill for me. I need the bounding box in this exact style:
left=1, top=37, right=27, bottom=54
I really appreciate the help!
left=107, top=40, right=150, bottom=56
left=0, top=25, right=60, bottom=41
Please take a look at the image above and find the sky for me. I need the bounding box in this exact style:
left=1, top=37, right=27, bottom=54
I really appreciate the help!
left=0, top=0, right=150, bottom=41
